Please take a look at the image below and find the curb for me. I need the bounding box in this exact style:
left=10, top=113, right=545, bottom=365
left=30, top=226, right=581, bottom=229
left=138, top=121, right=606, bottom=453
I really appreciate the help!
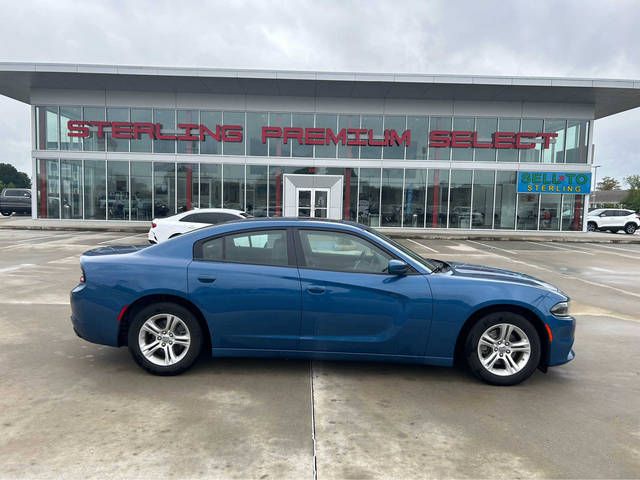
left=0, top=225, right=149, bottom=233
left=382, top=231, right=640, bottom=244
left=1, top=223, right=639, bottom=243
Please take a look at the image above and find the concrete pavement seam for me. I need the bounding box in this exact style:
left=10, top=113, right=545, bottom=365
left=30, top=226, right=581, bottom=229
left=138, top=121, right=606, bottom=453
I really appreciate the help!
left=310, top=360, right=318, bottom=480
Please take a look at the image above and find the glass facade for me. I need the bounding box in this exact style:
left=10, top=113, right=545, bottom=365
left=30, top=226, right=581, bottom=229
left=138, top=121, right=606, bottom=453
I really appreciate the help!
left=32, top=106, right=589, bottom=230
left=34, top=159, right=586, bottom=230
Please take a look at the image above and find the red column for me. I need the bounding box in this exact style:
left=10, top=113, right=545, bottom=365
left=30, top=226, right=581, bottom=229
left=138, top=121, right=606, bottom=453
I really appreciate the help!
left=573, top=196, right=582, bottom=231
left=275, top=168, right=282, bottom=216
left=186, top=165, right=192, bottom=211
left=344, top=169, right=351, bottom=220
left=432, top=171, right=440, bottom=228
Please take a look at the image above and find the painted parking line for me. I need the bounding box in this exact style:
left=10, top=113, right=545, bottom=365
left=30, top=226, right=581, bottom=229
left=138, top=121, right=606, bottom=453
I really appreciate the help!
left=405, top=239, right=438, bottom=253
left=0, top=263, right=35, bottom=273
left=10, top=233, right=74, bottom=244
left=447, top=243, right=478, bottom=252
left=466, top=240, right=516, bottom=255
left=469, top=241, right=640, bottom=301
left=586, top=242, right=640, bottom=255
left=526, top=241, right=594, bottom=255
left=99, top=233, right=148, bottom=244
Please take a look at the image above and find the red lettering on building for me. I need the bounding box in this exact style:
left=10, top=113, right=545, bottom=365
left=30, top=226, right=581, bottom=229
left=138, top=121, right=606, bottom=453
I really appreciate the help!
left=67, top=120, right=89, bottom=137
left=63, top=121, right=556, bottom=150
left=430, top=130, right=555, bottom=149
left=111, top=122, right=133, bottom=139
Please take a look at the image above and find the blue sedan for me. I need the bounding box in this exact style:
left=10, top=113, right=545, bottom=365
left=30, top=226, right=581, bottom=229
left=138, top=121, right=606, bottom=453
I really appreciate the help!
left=70, top=219, right=575, bottom=385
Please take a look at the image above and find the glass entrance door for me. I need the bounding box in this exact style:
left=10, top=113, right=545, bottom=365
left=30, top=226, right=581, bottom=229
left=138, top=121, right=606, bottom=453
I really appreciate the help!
left=296, top=188, right=330, bottom=218
left=297, top=189, right=311, bottom=217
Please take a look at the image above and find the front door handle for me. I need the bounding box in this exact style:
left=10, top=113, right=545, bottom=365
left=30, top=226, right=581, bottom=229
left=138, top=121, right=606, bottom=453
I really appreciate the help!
left=198, top=276, right=216, bottom=284
left=307, top=286, right=326, bottom=294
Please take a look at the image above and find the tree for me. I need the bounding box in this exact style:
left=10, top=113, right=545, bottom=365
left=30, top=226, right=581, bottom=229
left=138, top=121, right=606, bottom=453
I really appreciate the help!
left=0, top=163, right=31, bottom=191
left=622, top=175, right=640, bottom=212
left=596, top=176, right=621, bottom=191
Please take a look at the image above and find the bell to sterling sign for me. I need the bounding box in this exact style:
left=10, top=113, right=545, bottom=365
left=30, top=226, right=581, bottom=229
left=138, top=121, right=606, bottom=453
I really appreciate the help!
left=517, top=172, right=592, bottom=194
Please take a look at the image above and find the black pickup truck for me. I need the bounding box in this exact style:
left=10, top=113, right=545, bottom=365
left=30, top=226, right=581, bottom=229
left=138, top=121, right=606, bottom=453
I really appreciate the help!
left=0, top=188, right=32, bottom=216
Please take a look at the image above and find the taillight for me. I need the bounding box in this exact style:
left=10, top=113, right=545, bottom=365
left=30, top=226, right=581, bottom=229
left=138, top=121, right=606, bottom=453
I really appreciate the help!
left=80, top=268, right=86, bottom=283
left=152, top=222, right=157, bottom=228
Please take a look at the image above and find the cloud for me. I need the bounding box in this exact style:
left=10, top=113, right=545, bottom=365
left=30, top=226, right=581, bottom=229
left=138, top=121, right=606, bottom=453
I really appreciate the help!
left=0, top=0, right=639, bottom=181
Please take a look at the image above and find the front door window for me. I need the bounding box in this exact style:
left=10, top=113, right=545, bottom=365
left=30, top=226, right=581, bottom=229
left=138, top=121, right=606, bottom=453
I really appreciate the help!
left=297, top=189, right=329, bottom=218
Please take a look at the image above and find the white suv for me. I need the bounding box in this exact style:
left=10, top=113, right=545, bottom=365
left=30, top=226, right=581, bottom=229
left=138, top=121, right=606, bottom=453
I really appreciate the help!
left=586, top=209, right=639, bottom=234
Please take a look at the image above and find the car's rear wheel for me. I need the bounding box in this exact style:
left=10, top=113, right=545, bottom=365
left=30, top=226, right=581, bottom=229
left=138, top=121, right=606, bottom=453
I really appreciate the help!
left=128, top=302, right=203, bottom=375
left=624, top=223, right=637, bottom=234
left=465, top=312, right=541, bottom=386
left=586, top=222, right=597, bottom=232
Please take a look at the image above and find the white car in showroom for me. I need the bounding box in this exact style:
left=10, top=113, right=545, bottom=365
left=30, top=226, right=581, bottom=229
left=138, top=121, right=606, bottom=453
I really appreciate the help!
left=148, top=208, right=251, bottom=244
left=586, top=208, right=639, bottom=234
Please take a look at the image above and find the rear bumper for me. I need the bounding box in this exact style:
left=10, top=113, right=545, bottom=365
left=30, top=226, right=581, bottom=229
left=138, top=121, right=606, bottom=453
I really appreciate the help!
left=70, top=284, right=121, bottom=347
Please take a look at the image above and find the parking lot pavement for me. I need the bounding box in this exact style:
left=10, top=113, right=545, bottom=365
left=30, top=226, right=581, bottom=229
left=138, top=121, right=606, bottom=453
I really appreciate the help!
left=0, top=230, right=639, bottom=479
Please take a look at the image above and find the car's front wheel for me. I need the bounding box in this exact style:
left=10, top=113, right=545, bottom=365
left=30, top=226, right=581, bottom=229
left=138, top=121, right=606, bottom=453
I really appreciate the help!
left=465, top=312, right=541, bottom=386
left=128, top=302, right=203, bottom=375
left=586, top=221, right=597, bottom=232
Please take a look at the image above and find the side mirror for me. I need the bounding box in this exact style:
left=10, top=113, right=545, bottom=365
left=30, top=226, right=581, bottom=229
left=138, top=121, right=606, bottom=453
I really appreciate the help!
left=600, top=213, right=607, bottom=217
left=388, top=259, right=409, bottom=275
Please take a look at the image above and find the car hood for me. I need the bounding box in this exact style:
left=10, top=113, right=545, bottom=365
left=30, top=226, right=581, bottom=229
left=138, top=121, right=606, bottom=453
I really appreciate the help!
left=82, top=245, right=150, bottom=256
left=444, top=261, right=561, bottom=293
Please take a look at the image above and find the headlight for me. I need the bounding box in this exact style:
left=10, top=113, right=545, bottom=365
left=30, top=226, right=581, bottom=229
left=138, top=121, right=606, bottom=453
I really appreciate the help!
left=550, top=301, right=570, bottom=317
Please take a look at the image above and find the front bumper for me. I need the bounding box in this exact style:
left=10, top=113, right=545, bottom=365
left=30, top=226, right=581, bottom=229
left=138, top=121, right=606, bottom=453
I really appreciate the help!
left=547, top=314, right=576, bottom=367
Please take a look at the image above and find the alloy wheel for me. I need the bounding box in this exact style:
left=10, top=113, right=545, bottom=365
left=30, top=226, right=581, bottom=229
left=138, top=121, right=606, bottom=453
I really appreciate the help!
left=138, top=313, right=191, bottom=366
left=477, top=323, right=531, bottom=376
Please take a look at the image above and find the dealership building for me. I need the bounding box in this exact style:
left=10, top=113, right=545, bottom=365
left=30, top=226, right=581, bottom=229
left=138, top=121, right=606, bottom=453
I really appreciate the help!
left=1, top=62, right=639, bottom=231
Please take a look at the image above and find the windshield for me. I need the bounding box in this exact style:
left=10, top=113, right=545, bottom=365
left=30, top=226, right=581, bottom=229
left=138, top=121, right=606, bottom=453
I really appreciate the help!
left=363, top=226, right=438, bottom=272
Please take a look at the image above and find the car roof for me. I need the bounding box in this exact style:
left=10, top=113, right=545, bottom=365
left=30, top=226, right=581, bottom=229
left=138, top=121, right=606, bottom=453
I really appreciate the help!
left=223, top=217, right=366, bottom=229
left=157, top=208, right=245, bottom=221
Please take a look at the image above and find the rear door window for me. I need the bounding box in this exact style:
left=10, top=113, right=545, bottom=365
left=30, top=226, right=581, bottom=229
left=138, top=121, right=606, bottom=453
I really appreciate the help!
left=220, top=213, right=240, bottom=222
left=197, top=229, right=289, bottom=267
left=181, top=213, right=219, bottom=224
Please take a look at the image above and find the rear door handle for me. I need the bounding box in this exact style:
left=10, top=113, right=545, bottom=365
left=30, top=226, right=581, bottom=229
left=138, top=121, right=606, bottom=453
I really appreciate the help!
left=307, top=286, right=326, bottom=294
left=198, top=276, right=216, bottom=284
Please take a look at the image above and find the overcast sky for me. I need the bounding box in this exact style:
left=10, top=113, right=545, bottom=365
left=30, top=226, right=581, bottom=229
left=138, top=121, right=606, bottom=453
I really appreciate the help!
left=1, top=0, right=639, bottom=186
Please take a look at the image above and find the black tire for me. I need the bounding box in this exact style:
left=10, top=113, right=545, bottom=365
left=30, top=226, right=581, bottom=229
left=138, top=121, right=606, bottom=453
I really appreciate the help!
left=624, top=223, right=637, bottom=235
left=128, top=302, right=203, bottom=375
left=465, top=312, right=541, bottom=386
left=586, top=222, right=597, bottom=232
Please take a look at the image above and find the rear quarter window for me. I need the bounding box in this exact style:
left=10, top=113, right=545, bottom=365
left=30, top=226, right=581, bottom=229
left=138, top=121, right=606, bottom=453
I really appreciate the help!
left=4, top=189, right=27, bottom=197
